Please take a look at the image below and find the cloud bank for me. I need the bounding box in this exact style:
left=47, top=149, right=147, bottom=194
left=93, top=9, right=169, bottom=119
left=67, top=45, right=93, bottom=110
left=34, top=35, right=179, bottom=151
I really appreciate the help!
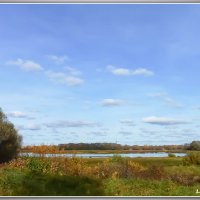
left=142, top=116, right=188, bottom=126
left=120, top=119, right=135, bottom=126
left=6, top=111, right=34, bottom=120
left=17, top=124, right=41, bottom=131
left=44, top=120, right=99, bottom=128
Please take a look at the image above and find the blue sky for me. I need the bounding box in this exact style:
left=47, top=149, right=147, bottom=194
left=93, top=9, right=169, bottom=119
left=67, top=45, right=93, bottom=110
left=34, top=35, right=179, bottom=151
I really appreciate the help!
left=1, top=4, right=200, bottom=146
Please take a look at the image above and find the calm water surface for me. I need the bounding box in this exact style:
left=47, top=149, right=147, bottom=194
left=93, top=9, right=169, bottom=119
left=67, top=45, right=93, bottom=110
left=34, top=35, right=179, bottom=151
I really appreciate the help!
left=20, top=152, right=186, bottom=158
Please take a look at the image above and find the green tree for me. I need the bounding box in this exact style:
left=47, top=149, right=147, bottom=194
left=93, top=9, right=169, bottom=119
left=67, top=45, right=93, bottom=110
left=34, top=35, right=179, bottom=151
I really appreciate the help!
left=0, top=108, right=22, bottom=163
left=189, top=141, right=200, bottom=151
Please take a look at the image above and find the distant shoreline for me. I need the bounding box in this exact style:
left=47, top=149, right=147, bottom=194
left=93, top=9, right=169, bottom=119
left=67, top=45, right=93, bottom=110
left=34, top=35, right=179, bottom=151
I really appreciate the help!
left=21, top=149, right=187, bottom=154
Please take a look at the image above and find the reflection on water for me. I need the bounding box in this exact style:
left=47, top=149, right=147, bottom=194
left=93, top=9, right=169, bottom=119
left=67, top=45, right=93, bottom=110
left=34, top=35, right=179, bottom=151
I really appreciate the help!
left=20, top=152, right=186, bottom=158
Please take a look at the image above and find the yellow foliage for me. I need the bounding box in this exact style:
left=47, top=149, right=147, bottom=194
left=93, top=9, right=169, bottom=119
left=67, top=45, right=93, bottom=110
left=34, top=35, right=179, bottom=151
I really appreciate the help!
left=7, top=158, right=28, bottom=169
left=127, top=161, right=146, bottom=172
left=111, top=171, right=119, bottom=179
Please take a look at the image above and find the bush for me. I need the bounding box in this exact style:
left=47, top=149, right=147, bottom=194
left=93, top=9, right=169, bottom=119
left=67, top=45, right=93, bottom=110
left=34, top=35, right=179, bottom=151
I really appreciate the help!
left=182, top=152, right=200, bottom=166
left=168, top=153, right=176, bottom=158
left=142, top=165, right=166, bottom=180
left=127, top=161, right=146, bottom=173
left=0, top=108, right=22, bottom=163
left=110, top=154, right=125, bottom=163
left=170, top=173, right=200, bottom=186
left=26, top=157, right=51, bottom=174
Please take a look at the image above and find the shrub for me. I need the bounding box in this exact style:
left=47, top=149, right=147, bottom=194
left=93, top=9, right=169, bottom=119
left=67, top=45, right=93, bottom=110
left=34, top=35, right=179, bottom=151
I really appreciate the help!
left=97, top=157, right=147, bottom=179
left=142, top=165, right=166, bottom=180
left=182, top=152, right=200, bottom=165
left=168, top=153, right=176, bottom=158
left=7, top=158, right=28, bottom=169
left=170, top=173, right=200, bottom=186
left=63, top=157, right=87, bottom=176
left=97, top=158, right=112, bottom=178
left=110, top=154, right=125, bottom=164
left=0, top=108, right=22, bottom=163
left=118, top=161, right=146, bottom=178
left=127, top=161, right=146, bottom=173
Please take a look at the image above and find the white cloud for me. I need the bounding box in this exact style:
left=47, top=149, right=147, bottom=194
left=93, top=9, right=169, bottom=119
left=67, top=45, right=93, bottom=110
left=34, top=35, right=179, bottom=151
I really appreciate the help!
left=44, top=120, right=99, bottom=128
left=6, top=111, right=34, bottom=119
left=47, top=55, right=69, bottom=64
left=17, top=124, right=41, bottom=131
left=6, top=58, right=43, bottom=71
left=26, top=124, right=41, bottom=131
left=6, top=111, right=27, bottom=118
left=107, top=65, right=130, bottom=76
left=45, top=70, right=84, bottom=86
left=142, top=116, right=188, bottom=126
left=101, top=99, right=123, bottom=107
left=107, top=65, right=154, bottom=76
left=132, top=68, right=154, bottom=76
left=120, top=119, right=135, bottom=126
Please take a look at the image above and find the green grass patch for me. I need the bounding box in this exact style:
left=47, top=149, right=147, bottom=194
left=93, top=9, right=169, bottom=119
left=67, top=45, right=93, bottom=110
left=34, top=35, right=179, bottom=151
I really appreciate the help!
left=103, top=178, right=200, bottom=196
left=130, top=157, right=183, bottom=167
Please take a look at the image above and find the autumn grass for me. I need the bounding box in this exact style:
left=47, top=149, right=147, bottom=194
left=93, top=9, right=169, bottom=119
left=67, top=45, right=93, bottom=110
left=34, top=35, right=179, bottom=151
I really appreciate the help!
left=0, top=154, right=200, bottom=196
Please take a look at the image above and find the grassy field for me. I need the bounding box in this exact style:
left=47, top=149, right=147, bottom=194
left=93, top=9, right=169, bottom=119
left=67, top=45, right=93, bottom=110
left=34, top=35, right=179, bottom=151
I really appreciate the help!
left=0, top=153, right=200, bottom=196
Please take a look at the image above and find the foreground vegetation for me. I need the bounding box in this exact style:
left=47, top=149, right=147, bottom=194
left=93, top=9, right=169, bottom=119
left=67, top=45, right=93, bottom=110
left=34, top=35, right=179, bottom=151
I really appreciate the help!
left=0, top=153, right=200, bottom=196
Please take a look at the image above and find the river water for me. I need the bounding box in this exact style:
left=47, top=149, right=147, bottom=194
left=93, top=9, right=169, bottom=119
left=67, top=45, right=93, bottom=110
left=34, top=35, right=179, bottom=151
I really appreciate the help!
left=20, top=152, right=186, bottom=158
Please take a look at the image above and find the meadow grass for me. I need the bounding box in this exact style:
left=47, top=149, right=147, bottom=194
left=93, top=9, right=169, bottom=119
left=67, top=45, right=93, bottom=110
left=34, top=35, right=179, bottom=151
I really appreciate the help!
left=0, top=154, right=200, bottom=196
left=129, top=157, right=183, bottom=167
left=103, top=178, right=200, bottom=196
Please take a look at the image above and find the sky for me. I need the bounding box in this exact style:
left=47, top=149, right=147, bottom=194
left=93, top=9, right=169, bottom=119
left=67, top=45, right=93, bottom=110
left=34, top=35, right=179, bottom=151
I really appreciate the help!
left=1, top=4, right=200, bottom=146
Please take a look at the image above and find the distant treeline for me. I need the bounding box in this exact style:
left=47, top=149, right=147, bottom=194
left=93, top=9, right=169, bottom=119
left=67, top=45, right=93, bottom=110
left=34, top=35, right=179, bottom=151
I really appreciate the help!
left=22, top=141, right=200, bottom=153
left=58, top=143, right=185, bottom=151
left=58, top=141, right=200, bottom=151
